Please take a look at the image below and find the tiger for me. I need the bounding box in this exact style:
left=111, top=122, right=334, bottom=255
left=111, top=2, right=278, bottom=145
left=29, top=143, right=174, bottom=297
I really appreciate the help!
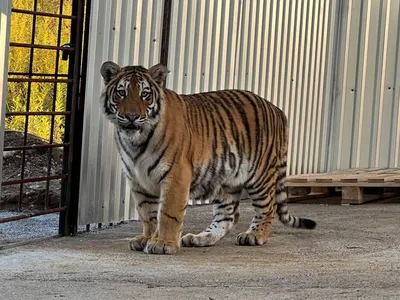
left=99, top=61, right=316, bottom=255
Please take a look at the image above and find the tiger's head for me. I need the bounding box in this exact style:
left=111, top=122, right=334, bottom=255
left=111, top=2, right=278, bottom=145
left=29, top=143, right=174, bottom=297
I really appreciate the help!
left=100, top=61, right=169, bottom=132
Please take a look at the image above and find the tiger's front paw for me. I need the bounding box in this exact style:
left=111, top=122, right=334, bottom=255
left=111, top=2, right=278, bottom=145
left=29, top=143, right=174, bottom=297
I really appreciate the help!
left=181, top=233, right=216, bottom=247
left=129, top=235, right=150, bottom=251
left=181, top=233, right=196, bottom=247
left=143, top=238, right=179, bottom=255
left=236, top=232, right=267, bottom=246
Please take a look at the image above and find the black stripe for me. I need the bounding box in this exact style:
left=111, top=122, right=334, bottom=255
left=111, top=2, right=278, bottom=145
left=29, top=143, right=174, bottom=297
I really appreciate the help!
left=133, top=126, right=156, bottom=162
left=218, top=202, right=234, bottom=209
left=147, top=145, right=168, bottom=176
left=181, top=204, right=188, bottom=211
left=214, top=217, right=234, bottom=223
left=115, top=131, right=135, bottom=177
left=216, top=92, right=241, bottom=156
left=133, top=190, right=158, bottom=199
left=247, top=179, right=276, bottom=200
left=249, top=98, right=268, bottom=177
left=252, top=202, right=271, bottom=209
left=229, top=91, right=252, bottom=156
left=246, top=139, right=276, bottom=186
left=237, top=91, right=260, bottom=173
left=163, top=211, right=181, bottom=223
left=158, top=149, right=179, bottom=183
left=138, top=200, right=159, bottom=207
left=229, top=152, right=236, bottom=171
left=205, top=93, right=227, bottom=131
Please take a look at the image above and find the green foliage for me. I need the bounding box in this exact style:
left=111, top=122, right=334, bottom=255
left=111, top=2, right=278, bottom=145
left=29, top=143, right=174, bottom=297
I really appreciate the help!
left=6, top=0, right=72, bottom=143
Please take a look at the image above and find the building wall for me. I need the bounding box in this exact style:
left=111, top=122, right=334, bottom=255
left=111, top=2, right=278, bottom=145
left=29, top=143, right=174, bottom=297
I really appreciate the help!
left=329, top=0, right=400, bottom=170
left=78, top=0, right=400, bottom=225
left=165, top=0, right=338, bottom=176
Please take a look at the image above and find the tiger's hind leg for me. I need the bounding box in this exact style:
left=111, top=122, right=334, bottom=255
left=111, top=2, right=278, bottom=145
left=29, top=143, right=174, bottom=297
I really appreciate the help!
left=128, top=189, right=159, bottom=251
left=181, top=190, right=241, bottom=247
left=236, top=172, right=277, bottom=246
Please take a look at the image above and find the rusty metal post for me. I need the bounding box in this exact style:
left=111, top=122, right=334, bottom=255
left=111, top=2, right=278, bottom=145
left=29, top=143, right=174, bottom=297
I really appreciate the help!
left=160, top=0, right=172, bottom=87
left=59, top=0, right=91, bottom=236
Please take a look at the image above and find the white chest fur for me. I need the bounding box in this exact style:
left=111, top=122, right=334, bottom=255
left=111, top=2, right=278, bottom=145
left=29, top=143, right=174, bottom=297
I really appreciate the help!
left=115, top=128, right=165, bottom=196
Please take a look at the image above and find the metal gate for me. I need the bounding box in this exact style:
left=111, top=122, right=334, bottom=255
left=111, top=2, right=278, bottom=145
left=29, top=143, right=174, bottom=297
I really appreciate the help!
left=0, top=0, right=90, bottom=237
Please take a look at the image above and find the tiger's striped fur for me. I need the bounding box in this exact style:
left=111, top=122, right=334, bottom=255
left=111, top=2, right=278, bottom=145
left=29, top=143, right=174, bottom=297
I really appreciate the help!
left=100, top=61, right=316, bottom=255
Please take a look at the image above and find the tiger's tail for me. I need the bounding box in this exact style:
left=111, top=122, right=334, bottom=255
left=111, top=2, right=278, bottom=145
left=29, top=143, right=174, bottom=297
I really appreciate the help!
left=275, top=155, right=316, bottom=229
left=275, top=115, right=316, bottom=229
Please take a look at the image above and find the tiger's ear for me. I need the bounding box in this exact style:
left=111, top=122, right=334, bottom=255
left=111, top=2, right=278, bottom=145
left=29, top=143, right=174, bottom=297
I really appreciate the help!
left=100, top=61, right=121, bottom=85
left=148, top=63, right=170, bottom=87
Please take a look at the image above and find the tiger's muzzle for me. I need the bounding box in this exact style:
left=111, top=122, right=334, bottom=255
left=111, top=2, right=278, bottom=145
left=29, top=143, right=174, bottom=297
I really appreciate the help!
left=117, top=112, right=145, bottom=131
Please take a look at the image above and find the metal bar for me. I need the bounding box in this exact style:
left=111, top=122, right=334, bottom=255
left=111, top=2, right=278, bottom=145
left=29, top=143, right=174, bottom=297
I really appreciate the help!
left=6, top=111, right=71, bottom=116
left=8, top=72, right=69, bottom=77
left=10, top=42, right=75, bottom=51
left=2, top=174, right=67, bottom=186
left=45, top=0, right=65, bottom=210
left=4, top=143, right=69, bottom=152
left=8, top=78, right=73, bottom=83
left=0, top=207, right=66, bottom=224
left=11, top=8, right=76, bottom=19
left=60, top=0, right=88, bottom=236
left=19, top=0, right=39, bottom=211
left=77, top=0, right=91, bottom=112
left=160, top=0, right=172, bottom=86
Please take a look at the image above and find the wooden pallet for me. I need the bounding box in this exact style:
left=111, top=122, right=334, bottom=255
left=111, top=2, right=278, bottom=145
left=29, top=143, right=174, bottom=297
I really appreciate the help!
left=286, top=168, right=400, bottom=204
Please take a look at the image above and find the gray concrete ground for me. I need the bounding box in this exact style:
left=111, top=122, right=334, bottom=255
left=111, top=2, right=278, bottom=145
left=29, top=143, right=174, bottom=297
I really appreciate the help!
left=1, top=199, right=400, bottom=300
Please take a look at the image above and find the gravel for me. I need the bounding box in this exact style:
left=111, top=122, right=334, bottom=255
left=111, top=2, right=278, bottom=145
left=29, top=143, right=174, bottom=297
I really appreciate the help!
left=0, top=211, right=60, bottom=246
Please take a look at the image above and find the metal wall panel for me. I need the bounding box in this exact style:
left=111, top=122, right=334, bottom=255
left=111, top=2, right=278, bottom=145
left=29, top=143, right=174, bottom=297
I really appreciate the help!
left=80, top=0, right=340, bottom=223
left=78, top=0, right=164, bottom=225
left=166, top=0, right=242, bottom=93
left=0, top=0, right=12, bottom=190
left=330, top=0, right=400, bottom=170
left=166, top=0, right=339, bottom=175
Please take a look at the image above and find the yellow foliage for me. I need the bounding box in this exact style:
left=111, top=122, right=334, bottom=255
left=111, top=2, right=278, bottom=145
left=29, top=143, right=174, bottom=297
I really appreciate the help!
left=6, top=0, right=73, bottom=143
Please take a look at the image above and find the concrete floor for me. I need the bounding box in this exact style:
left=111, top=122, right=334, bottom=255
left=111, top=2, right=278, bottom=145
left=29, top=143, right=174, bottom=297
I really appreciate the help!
left=1, top=199, right=400, bottom=300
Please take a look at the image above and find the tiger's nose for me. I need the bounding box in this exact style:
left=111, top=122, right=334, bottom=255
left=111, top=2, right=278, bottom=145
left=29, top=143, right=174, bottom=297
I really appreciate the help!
left=125, top=113, right=137, bottom=121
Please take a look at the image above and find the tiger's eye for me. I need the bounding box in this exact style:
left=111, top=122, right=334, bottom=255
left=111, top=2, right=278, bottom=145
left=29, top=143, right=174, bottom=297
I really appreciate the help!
left=117, top=90, right=126, bottom=98
left=141, top=91, right=149, bottom=99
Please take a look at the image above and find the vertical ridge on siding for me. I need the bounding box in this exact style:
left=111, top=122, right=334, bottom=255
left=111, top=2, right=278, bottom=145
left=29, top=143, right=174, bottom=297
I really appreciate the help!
left=79, top=0, right=163, bottom=225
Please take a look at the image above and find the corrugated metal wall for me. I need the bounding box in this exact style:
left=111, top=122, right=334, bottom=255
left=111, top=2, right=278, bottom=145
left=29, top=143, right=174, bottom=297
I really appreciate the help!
left=0, top=0, right=12, bottom=189
left=330, top=0, right=400, bottom=170
left=80, top=0, right=339, bottom=224
left=78, top=0, right=164, bottom=225
left=80, top=0, right=338, bottom=224
left=166, top=0, right=338, bottom=175
left=80, top=0, right=400, bottom=225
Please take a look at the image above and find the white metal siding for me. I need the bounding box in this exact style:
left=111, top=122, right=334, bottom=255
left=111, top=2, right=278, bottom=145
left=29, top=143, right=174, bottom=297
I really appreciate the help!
left=80, top=0, right=339, bottom=224
left=78, top=0, right=164, bottom=225
left=330, top=0, right=400, bottom=170
left=166, top=0, right=338, bottom=175
left=80, top=0, right=400, bottom=225
left=0, top=0, right=12, bottom=190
